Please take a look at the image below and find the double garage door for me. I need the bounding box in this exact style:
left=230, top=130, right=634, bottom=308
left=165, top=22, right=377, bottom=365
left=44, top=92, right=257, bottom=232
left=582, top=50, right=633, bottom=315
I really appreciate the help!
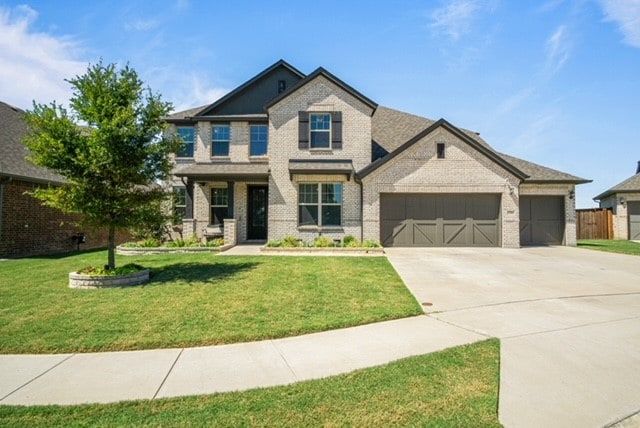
left=380, top=193, right=566, bottom=247
left=380, top=194, right=501, bottom=247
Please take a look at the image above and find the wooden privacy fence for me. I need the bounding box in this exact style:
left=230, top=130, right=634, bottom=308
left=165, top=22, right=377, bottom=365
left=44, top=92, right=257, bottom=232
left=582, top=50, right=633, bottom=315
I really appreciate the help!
left=576, top=208, right=613, bottom=240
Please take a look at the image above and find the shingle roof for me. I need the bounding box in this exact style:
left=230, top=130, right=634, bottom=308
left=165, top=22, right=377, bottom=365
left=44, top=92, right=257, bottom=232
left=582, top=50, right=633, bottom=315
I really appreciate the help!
left=289, top=159, right=354, bottom=176
left=0, top=101, right=65, bottom=184
left=371, top=105, right=589, bottom=184
left=174, top=162, right=269, bottom=179
left=498, top=153, right=591, bottom=184
left=165, top=104, right=210, bottom=120
left=594, top=173, right=640, bottom=200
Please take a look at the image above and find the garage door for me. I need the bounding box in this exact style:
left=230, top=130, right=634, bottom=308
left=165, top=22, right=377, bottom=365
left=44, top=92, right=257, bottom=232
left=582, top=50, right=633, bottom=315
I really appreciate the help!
left=629, top=202, right=640, bottom=240
left=520, top=196, right=565, bottom=245
left=380, top=194, right=501, bottom=247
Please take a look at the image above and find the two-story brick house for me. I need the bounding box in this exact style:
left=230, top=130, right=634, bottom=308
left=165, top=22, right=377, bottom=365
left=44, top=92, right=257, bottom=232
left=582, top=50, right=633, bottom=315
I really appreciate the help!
left=165, top=60, right=589, bottom=247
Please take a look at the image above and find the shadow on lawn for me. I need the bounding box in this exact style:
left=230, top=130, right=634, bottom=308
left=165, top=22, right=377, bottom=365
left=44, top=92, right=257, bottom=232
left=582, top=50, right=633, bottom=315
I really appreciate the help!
left=147, top=261, right=259, bottom=286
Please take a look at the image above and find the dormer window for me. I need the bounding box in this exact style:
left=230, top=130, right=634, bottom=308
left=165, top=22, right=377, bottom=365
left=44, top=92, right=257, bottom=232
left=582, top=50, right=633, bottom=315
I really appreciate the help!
left=310, top=113, right=331, bottom=149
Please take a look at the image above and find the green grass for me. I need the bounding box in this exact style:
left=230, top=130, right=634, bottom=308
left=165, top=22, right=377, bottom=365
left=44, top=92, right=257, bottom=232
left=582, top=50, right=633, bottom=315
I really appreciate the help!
left=0, top=339, right=500, bottom=427
left=578, top=239, right=640, bottom=256
left=0, top=250, right=422, bottom=353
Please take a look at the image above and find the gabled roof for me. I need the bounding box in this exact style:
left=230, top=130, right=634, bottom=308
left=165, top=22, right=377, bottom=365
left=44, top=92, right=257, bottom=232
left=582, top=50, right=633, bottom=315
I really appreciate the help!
left=0, top=101, right=65, bottom=185
left=499, top=153, right=591, bottom=184
left=196, top=59, right=304, bottom=117
left=594, top=173, right=640, bottom=200
left=358, top=118, right=528, bottom=180
left=265, top=67, right=378, bottom=111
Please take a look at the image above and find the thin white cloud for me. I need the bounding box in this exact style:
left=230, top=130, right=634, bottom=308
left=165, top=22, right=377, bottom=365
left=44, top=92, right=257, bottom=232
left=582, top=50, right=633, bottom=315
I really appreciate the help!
left=599, top=0, right=640, bottom=48
left=430, top=0, right=480, bottom=40
left=0, top=5, right=86, bottom=109
left=125, top=18, right=160, bottom=32
left=545, top=25, right=571, bottom=74
left=497, top=87, right=537, bottom=115
left=537, top=0, right=565, bottom=13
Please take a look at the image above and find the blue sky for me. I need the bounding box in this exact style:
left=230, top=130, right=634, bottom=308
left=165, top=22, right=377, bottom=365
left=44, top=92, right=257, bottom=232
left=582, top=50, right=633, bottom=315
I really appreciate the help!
left=1, top=0, right=639, bottom=208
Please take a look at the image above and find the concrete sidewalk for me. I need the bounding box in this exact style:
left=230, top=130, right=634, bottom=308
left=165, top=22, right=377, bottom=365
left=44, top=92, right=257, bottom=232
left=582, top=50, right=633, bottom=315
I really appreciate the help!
left=0, top=316, right=485, bottom=405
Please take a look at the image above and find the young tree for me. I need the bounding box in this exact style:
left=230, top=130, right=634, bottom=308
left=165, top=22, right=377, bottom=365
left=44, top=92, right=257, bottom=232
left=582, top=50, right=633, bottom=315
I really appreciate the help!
left=23, top=61, right=181, bottom=269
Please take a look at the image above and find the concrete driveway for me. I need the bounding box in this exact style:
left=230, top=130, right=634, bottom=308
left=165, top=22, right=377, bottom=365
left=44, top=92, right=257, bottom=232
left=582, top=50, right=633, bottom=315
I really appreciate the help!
left=385, top=246, right=640, bottom=428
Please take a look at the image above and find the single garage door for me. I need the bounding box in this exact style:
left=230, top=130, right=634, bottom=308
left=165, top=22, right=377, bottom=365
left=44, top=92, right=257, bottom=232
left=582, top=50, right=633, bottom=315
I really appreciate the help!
left=380, top=193, right=501, bottom=247
left=519, top=195, right=565, bottom=245
left=629, top=201, right=640, bottom=240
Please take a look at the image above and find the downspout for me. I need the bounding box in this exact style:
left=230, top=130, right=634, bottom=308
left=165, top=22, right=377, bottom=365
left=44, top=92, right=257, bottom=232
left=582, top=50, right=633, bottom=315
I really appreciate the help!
left=354, top=173, right=364, bottom=243
left=0, top=176, right=11, bottom=241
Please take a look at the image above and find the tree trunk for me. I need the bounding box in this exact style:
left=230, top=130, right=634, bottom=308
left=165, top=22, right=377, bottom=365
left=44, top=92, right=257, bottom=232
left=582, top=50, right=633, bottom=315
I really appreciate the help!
left=107, top=224, right=116, bottom=270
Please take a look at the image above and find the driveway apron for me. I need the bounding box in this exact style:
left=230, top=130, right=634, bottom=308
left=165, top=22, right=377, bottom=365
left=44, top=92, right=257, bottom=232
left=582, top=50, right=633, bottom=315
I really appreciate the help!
left=385, top=246, right=640, bottom=428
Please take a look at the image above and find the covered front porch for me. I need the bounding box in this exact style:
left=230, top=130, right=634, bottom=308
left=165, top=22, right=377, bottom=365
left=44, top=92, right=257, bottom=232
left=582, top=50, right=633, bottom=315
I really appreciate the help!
left=173, top=163, right=270, bottom=245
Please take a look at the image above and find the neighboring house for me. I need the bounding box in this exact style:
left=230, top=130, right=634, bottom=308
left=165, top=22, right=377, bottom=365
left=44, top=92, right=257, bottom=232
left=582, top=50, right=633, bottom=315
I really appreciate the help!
left=594, top=162, right=640, bottom=240
left=165, top=60, right=590, bottom=248
left=0, top=101, right=113, bottom=258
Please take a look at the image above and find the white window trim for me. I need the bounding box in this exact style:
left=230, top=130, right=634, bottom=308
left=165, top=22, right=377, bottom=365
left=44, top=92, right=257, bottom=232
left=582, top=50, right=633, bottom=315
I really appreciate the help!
left=249, top=124, right=269, bottom=158
left=211, top=125, right=231, bottom=157
left=309, top=113, right=332, bottom=150
left=210, top=187, right=229, bottom=226
left=176, top=126, right=195, bottom=158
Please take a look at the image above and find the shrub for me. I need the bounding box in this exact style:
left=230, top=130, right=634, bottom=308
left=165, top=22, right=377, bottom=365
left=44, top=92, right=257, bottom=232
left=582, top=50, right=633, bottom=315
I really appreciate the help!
left=205, top=238, right=224, bottom=247
left=362, top=239, right=382, bottom=248
left=167, top=235, right=201, bottom=248
left=138, top=238, right=161, bottom=248
left=313, top=236, right=335, bottom=248
left=265, top=240, right=283, bottom=248
left=343, top=235, right=362, bottom=247
left=282, top=235, right=303, bottom=248
left=77, top=263, right=145, bottom=276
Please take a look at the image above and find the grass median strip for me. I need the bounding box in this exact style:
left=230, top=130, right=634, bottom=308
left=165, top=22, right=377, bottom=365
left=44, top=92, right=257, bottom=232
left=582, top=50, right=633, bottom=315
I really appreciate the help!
left=0, top=339, right=500, bottom=427
left=578, top=239, right=640, bottom=256
left=0, top=250, right=422, bottom=353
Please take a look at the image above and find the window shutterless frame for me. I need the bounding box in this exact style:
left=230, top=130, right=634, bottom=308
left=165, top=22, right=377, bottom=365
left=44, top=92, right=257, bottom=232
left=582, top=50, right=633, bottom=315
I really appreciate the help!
left=212, top=125, right=230, bottom=157
left=309, top=113, right=332, bottom=149
left=173, top=187, right=187, bottom=223
left=176, top=127, right=195, bottom=158
left=250, top=124, right=268, bottom=157
left=210, top=187, right=229, bottom=225
left=298, top=183, right=342, bottom=227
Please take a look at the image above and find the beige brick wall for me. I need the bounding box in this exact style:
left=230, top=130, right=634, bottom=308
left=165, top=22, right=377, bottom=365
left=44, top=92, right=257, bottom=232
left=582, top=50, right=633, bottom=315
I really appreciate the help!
left=266, top=76, right=374, bottom=242
left=520, top=183, right=577, bottom=246
left=361, top=127, right=522, bottom=247
left=600, top=192, right=640, bottom=239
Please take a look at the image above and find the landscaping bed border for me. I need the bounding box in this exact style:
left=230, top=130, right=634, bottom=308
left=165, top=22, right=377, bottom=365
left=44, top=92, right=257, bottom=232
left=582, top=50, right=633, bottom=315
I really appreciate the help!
left=116, top=244, right=233, bottom=255
left=69, top=269, right=151, bottom=289
left=260, top=246, right=385, bottom=256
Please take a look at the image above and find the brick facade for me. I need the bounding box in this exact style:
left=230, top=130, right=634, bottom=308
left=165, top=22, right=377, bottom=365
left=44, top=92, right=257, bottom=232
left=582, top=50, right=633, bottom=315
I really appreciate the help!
left=0, top=179, right=121, bottom=258
left=599, top=192, right=640, bottom=240
left=361, top=127, right=522, bottom=247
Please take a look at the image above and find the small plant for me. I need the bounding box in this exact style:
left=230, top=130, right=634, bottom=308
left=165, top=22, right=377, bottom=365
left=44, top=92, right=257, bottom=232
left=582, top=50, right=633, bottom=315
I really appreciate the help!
left=205, top=238, right=224, bottom=247
left=138, top=238, right=161, bottom=248
left=313, top=236, right=335, bottom=248
left=343, top=235, right=362, bottom=247
left=166, top=235, right=201, bottom=247
left=265, top=239, right=283, bottom=248
left=77, top=263, right=145, bottom=276
left=362, top=239, right=382, bottom=248
left=282, top=235, right=303, bottom=248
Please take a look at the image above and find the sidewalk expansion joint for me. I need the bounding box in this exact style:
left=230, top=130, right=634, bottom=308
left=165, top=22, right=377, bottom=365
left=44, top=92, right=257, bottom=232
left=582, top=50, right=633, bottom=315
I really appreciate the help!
left=0, top=353, right=75, bottom=402
left=153, top=348, right=184, bottom=400
left=270, top=340, right=299, bottom=381
left=428, top=315, right=493, bottom=339
left=500, top=315, right=640, bottom=340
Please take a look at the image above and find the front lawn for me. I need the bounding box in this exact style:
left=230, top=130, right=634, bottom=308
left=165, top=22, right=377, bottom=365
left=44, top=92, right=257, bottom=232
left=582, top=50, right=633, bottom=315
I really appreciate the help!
left=577, top=239, right=640, bottom=256
left=0, top=339, right=500, bottom=427
left=0, top=251, right=422, bottom=353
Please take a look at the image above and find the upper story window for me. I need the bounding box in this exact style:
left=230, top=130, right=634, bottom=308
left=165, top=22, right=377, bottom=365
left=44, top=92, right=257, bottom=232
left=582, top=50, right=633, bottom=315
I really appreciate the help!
left=298, top=111, right=342, bottom=150
left=212, top=125, right=230, bottom=157
left=277, top=80, right=286, bottom=93
left=437, top=143, right=445, bottom=159
left=250, top=125, right=268, bottom=157
left=176, top=127, right=194, bottom=158
left=309, top=113, right=331, bottom=149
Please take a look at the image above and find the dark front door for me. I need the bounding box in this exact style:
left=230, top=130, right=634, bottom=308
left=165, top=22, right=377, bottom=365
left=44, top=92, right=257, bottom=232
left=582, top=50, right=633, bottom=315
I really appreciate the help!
left=247, top=186, right=268, bottom=240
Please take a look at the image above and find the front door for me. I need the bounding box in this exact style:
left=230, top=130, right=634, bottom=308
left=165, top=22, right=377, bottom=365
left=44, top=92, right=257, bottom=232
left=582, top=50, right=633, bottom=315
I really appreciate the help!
left=247, top=185, right=268, bottom=240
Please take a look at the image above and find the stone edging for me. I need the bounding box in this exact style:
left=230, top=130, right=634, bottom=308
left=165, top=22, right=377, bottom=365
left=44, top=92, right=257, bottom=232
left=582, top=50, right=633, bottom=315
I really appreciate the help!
left=260, top=246, right=385, bottom=256
left=116, top=244, right=233, bottom=255
left=69, top=269, right=151, bottom=289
